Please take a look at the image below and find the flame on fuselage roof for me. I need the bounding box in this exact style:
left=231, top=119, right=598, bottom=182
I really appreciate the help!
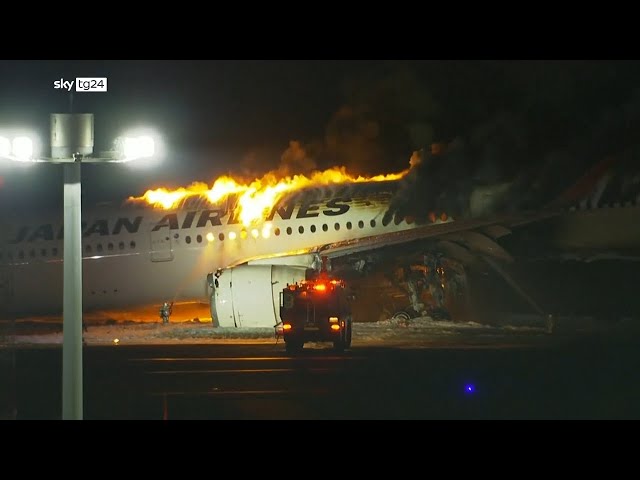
left=127, top=166, right=408, bottom=226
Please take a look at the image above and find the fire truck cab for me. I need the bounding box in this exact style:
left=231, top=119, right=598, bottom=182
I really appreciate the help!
left=279, top=272, right=353, bottom=354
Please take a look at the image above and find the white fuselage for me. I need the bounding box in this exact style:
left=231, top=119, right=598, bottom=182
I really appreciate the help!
left=0, top=182, right=423, bottom=318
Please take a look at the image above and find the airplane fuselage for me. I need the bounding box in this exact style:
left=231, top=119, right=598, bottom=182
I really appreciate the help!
left=4, top=171, right=636, bottom=323
left=0, top=182, right=425, bottom=317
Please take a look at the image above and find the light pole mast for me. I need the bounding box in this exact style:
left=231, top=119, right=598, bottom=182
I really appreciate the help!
left=51, top=112, right=94, bottom=420
left=62, top=154, right=82, bottom=420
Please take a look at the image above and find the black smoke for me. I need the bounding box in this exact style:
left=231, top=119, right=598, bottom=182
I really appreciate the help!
left=384, top=65, right=640, bottom=224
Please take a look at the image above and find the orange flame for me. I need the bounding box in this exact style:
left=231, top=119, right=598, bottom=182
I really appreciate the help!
left=128, top=166, right=408, bottom=226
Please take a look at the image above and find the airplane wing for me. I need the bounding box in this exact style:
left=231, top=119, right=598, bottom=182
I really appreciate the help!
left=315, top=209, right=561, bottom=263
left=234, top=208, right=563, bottom=270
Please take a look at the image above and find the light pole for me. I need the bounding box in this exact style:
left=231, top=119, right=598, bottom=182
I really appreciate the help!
left=1, top=114, right=158, bottom=420
left=51, top=113, right=95, bottom=420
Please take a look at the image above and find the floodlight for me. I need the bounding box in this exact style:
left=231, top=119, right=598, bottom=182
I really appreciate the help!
left=120, top=135, right=156, bottom=160
left=12, top=136, right=34, bottom=161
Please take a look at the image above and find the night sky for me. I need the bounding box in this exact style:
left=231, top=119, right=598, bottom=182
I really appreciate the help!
left=1, top=60, right=640, bottom=214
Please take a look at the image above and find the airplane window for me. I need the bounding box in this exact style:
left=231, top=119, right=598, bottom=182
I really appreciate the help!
left=346, top=222, right=352, bottom=230
left=186, top=236, right=192, bottom=244
left=370, top=219, right=376, bottom=228
left=130, top=241, right=136, bottom=249
left=382, top=216, right=390, bottom=227
left=97, top=244, right=103, bottom=252
left=119, top=242, right=125, bottom=250
left=310, top=225, right=316, bottom=233
left=174, top=233, right=179, bottom=239
left=86, top=245, right=92, bottom=253
left=322, top=224, right=328, bottom=232
left=218, top=233, right=225, bottom=241
left=29, top=249, right=35, bottom=258
left=358, top=220, right=364, bottom=229
left=197, top=234, right=203, bottom=243
left=41, top=249, right=46, bottom=257
left=286, top=227, right=292, bottom=235
left=274, top=228, right=281, bottom=236
left=394, top=214, right=403, bottom=225
left=108, top=243, right=114, bottom=251
left=298, top=226, right=304, bottom=234
left=334, top=223, right=340, bottom=231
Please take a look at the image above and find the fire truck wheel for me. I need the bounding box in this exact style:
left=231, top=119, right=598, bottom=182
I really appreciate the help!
left=345, top=317, right=353, bottom=349
left=285, top=341, right=304, bottom=354
left=334, top=319, right=351, bottom=352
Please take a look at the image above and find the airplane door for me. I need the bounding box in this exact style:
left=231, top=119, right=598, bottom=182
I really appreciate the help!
left=150, top=230, right=174, bottom=262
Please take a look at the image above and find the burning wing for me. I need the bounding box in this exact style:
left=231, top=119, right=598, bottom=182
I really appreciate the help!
left=315, top=209, right=560, bottom=264
left=227, top=208, right=562, bottom=272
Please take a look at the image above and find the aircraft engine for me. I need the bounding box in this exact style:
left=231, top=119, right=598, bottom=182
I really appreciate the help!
left=209, top=265, right=307, bottom=328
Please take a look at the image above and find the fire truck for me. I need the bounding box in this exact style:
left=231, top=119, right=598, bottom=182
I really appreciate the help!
left=279, top=272, right=353, bottom=354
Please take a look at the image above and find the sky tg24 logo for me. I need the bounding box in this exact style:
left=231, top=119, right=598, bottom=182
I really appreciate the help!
left=53, top=77, right=108, bottom=92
